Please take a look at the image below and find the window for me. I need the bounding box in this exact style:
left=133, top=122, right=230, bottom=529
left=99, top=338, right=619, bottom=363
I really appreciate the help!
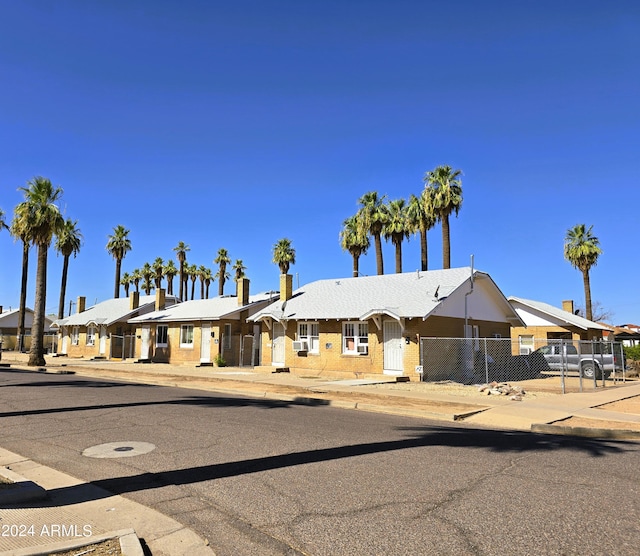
left=519, top=335, right=534, bottom=355
left=223, top=324, right=231, bottom=350
left=342, top=322, right=368, bottom=354
left=298, top=322, right=319, bottom=353
left=180, top=325, right=194, bottom=348
left=156, top=325, right=168, bottom=347
left=86, top=326, right=96, bottom=346
left=71, top=327, right=79, bottom=346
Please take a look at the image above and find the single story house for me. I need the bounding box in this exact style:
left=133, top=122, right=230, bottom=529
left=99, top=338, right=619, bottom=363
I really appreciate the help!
left=0, top=306, right=54, bottom=352
left=128, top=279, right=277, bottom=366
left=508, top=297, right=613, bottom=354
left=52, top=291, right=178, bottom=359
left=249, top=268, right=523, bottom=378
left=609, top=325, right=640, bottom=347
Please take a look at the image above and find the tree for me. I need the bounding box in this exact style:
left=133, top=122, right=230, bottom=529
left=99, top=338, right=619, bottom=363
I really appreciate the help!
left=383, top=199, right=410, bottom=273
left=173, top=241, right=190, bottom=301
left=272, top=238, right=296, bottom=274
left=424, top=165, right=463, bottom=269
left=406, top=191, right=436, bottom=271
left=564, top=224, right=602, bottom=322
left=0, top=208, right=7, bottom=231
left=339, top=215, right=370, bottom=278
left=198, top=265, right=208, bottom=299
left=163, top=260, right=178, bottom=296
left=200, top=266, right=213, bottom=299
left=120, top=272, right=132, bottom=297
left=152, top=257, right=164, bottom=290
left=54, top=218, right=83, bottom=319
left=214, top=248, right=231, bottom=296
left=106, top=225, right=132, bottom=298
left=233, top=259, right=246, bottom=281
left=356, top=191, right=388, bottom=275
left=131, top=268, right=142, bottom=293
left=15, top=177, right=64, bottom=366
left=10, top=210, right=32, bottom=352
left=575, top=301, right=614, bottom=324
left=187, top=263, right=198, bottom=300
left=140, top=262, right=154, bottom=295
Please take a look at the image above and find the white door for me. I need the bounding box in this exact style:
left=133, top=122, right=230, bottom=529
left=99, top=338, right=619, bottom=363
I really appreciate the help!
left=272, top=323, right=285, bottom=366
left=99, top=326, right=107, bottom=356
left=201, top=323, right=211, bottom=363
left=383, top=321, right=404, bottom=374
left=140, top=326, right=151, bottom=359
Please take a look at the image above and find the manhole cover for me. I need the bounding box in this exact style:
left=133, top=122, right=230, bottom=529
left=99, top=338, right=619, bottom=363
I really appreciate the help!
left=82, top=441, right=156, bottom=459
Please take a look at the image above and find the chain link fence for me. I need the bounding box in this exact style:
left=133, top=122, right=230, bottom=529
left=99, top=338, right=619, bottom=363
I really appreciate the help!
left=418, top=337, right=626, bottom=393
left=110, top=334, right=136, bottom=360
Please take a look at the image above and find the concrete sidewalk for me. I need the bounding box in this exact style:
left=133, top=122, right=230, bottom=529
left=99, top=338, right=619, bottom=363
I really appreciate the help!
left=1, top=354, right=640, bottom=555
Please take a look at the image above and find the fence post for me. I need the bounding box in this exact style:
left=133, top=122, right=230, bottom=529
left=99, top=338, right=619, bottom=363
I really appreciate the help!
left=591, top=340, right=597, bottom=389
left=484, top=338, right=489, bottom=384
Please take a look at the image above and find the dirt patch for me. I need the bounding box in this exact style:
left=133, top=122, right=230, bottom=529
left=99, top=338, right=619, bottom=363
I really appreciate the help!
left=53, top=537, right=122, bottom=555
left=596, top=395, right=640, bottom=414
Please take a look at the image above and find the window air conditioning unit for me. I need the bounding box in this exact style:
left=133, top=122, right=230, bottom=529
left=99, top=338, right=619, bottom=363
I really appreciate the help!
left=520, top=347, right=532, bottom=355
left=293, top=340, right=308, bottom=352
left=357, top=345, right=368, bottom=355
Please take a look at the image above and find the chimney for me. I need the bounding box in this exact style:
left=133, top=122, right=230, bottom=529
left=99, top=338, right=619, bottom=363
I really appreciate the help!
left=129, top=291, right=140, bottom=310
left=155, top=288, right=166, bottom=311
left=0, top=306, right=3, bottom=314
left=280, top=274, right=293, bottom=302
left=237, top=278, right=250, bottom=306
left=562, top=300, right=574, bottom=314
left=77, top=296, right=86, bottom=314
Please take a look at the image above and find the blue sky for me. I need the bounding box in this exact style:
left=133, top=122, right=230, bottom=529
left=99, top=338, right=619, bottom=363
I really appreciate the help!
left=1, top=1, right=638, bottom=324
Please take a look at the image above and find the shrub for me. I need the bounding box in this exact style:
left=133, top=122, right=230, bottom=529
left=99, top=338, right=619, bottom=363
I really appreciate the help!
left=623, top=345, right=640, bottom=362
left=214, top=354, right=226, bottom=367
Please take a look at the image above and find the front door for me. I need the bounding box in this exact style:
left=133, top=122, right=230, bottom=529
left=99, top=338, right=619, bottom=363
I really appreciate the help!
left=383, top=320, right=404, bottom=374
left=99, top=326, right=107, bottom=356
left=61, top=329, right=68, bottom=355
left=272, top=323, right=285, bottom=366
left=140, top=326, right=151, bottom=359
left=201, top=323, right=211, bottom=363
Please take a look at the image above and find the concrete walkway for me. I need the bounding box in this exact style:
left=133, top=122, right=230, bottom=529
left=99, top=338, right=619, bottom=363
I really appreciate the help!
left=1, top=354, right=639, bottom=555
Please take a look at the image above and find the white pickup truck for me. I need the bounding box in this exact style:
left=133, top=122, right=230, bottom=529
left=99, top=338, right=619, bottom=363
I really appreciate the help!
left=530, top=343, right=624, bottom=379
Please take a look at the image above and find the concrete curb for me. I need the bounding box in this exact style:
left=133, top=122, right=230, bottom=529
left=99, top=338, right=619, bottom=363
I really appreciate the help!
left=5, top=528, right=143, bottom=556
left=0, top=467, right=47, bottom=506
left=531, top=423, right=640, bottom=440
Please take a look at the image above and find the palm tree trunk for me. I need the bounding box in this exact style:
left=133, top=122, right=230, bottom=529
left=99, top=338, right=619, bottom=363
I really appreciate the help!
left=58, top=255, right=70, bottom=319
left=442, top=215, right=451, bottom=269
left=352, top=254, right=359, bottom=277
left=374, top=233, right=384, bottom=275
left=28, top=244, right=48, bottom=366
left=582, top=269, right=593, bottom=321
left=191, top=280, right=196, bottom=300
left=420, top=229, right=428, bottom=271
left=167, top=276, right=174, bottom=296
left=179, top=265, right=184, bottom=301
left=395, top=241, right=402, bottom=273
left=114, top=258, right=122, bottom=298
left=17, top=241, right=29, bottom=352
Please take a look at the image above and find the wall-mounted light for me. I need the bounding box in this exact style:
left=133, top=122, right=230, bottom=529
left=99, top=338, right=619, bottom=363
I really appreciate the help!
left=405, top=337, right=411, bottom=344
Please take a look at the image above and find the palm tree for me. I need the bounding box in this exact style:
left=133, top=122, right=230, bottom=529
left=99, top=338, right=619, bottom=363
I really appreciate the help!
left=131, top=268, right=142, bottom=293
left=424, top=165, right=463, bottom=269
left=54, top=218, right=83, bottom=319
left=198, top=265, right=208, bottom=299
left=187, top=263, right=198, bottom=300
left=10, top=211, right=32, bottom=352
left=152, top=257, right=164, bottom=289
left=356, top=191, right=388, bottom=275
left=141, top=262, right=154, bottom=295
left=200, top=266, right=213, bottom=299
left=233, top=259, right=246, bottom=281
left=120, top=272, right=132, bottom=297
left=106, top=225, right=132, bottom=298
left=383, top=199, right=410, bottom=273
left=173, top=241, right=190, bottom=301
left=214, top=248, right=231, bottom=296
left=272, top=238, right=296, bottom=274
left=406, top=191, right=436, bottom=271
left=16, top=177, right=64, bottom=366
left=564, top=224, right=602, bottom=322
left=163, top=260, right=178, bottom=296
left=340, top=215, right=370, bottom=278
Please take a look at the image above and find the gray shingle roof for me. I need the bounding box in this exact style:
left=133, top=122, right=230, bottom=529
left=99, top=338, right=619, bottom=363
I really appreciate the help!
left=508, top=297, right=612, bottom=331
left=55, top=295, right=177, bottom=327
left=251, top=268, right=507, bottom=322
left=129, top=293, right=277, bottom=323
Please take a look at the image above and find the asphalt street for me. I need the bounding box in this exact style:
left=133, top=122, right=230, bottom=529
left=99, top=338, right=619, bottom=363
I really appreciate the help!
left=1, top=368, right=639, bottom=555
